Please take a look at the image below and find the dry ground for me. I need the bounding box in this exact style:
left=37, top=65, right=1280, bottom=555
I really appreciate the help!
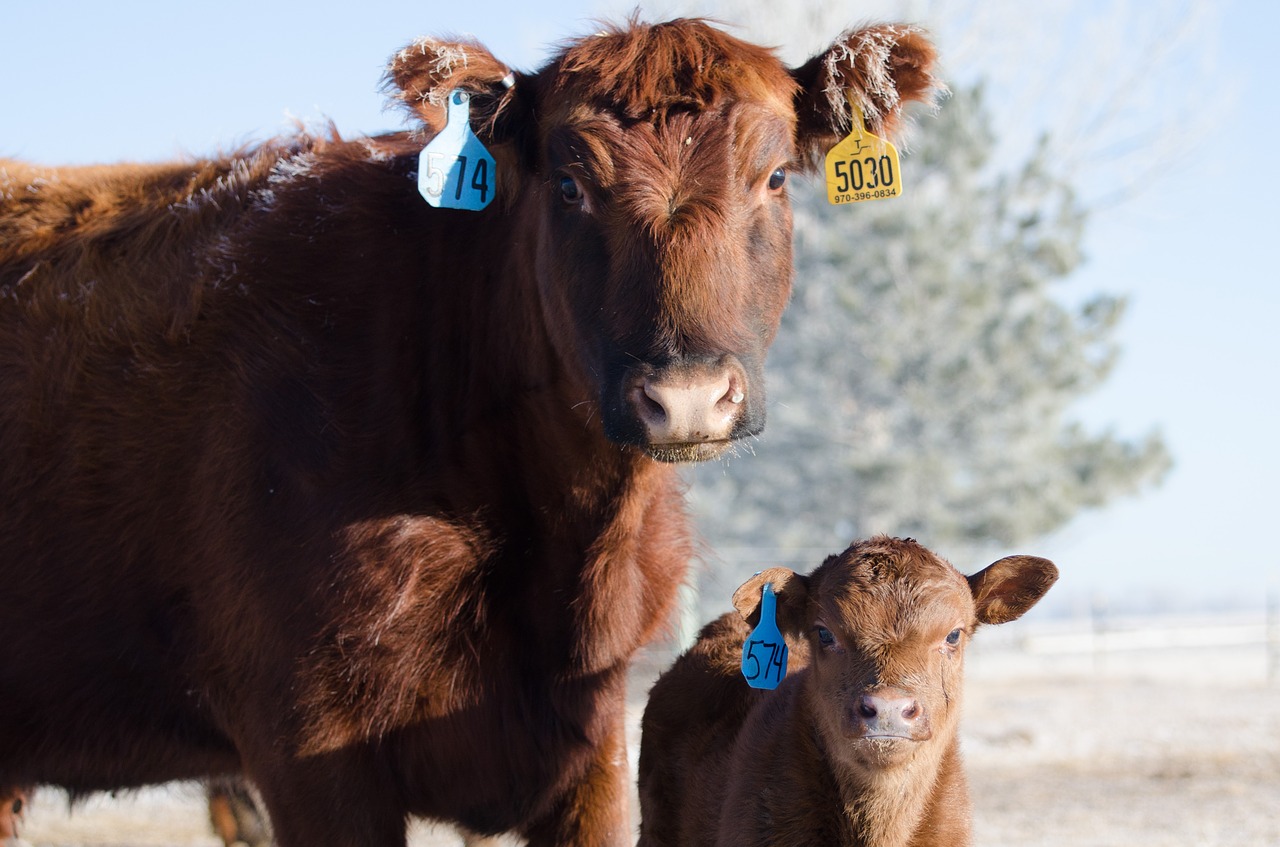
left=10, top=637, right=1279, bottom=847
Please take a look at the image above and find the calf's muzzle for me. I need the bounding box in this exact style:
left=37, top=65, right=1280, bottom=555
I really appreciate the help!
left=848, top=688, right=932, bottom=741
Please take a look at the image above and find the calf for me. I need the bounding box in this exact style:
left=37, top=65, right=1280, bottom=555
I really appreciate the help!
left=638, top=536, right=1057, bottom=847
left=0, top=18, right=938, bottom=847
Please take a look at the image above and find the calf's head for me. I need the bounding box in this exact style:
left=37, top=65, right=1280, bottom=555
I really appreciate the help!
left=734, top=537, right=1057, bottom=773
left=387, top=20, right=938, bottom=461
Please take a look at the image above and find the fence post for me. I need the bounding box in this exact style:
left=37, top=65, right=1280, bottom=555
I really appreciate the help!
left=1268, top=589, right=1279, bottom=686
left=1090, top=594, right=1109, bottom=675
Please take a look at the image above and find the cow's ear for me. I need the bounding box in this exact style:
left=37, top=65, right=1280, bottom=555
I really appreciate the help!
left=968, top=556, right=1059, bottom=625
left=790, top=24, right=941, bottom=168
left=732, top=567, right=811, bottom=636
left=384, top=37, right=527, bottom=147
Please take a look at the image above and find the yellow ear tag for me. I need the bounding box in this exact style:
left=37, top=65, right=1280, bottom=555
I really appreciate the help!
left=824, top=97, right=903, bottom=205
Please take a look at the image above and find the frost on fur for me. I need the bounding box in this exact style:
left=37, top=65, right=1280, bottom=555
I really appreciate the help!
left=813, top=24, right=941, bottom=140
left=790, top=22, right=941, bottom=168
left=391, top=38, right=472, bottom=109
left=383, top=36, right=516, bottom=138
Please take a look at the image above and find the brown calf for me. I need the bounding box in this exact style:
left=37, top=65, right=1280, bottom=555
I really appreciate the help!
left=0, top=19, right=938, bottom=847
left=638, top=536, right=1057, bottom=847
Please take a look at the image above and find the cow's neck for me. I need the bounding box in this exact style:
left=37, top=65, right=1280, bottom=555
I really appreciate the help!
left=406, top=202, right=688, bottom=673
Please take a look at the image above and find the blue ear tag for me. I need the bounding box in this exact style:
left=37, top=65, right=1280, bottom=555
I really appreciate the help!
left=741, top=583, right=788, bottom=690
left=417, top=89, right=496, bottom=211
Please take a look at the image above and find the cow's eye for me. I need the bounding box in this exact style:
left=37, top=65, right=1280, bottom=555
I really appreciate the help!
left=945, top=628, right=963, bottom=646
left=558, top=175, right=584, bottom=205
left=815, top=626, right=835, bottom=647
left=767, top=167, right=786, bottom=191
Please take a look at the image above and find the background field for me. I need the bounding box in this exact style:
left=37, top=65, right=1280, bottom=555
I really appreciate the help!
left=12, top=611, right=1278, bottom=847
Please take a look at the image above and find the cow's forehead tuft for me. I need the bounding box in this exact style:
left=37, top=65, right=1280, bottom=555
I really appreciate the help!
left=544, top=18, right=797, bottom=122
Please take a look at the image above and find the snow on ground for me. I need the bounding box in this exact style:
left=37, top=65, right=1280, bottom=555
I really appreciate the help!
left=12, top=614, right=1280, bottom=847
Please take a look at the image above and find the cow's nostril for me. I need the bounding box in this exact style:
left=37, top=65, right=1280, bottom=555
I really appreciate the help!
left=857, top=697, right=878, bottom=719
left=719, top=374, right=746, bottom=407
left=638, top=383, right=669, bottom=423
left=901, top=700, right=921, bottom=722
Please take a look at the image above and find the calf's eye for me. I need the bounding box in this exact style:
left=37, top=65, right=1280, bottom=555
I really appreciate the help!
left=945, top=628, right=963, bottom=646
left=767, top=167, right=787, bottom=191
left=815, top=626, right=835, bottom=647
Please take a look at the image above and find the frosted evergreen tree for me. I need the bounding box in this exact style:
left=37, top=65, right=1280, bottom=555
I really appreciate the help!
left=684, top=83, right=1171, bottom=581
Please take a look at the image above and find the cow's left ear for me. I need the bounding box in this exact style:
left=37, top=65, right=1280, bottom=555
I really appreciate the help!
left=790, top=24, right=942, bottom=168
left=732, top=567, right=811, bottom=636
left=384, top=37, right=528, bottom=146
left=968, top=556, right=1059, bottom=625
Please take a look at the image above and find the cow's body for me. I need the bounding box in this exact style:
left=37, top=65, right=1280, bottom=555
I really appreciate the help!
left=1, top=133, right=674, bottom=841
left=0, top=20, right=937, bottom=847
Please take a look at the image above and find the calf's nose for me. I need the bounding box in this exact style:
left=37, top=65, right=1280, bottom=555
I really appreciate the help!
left=851, top=689, right=930, bottom=740
left=858, top=693, right=921, bottom=723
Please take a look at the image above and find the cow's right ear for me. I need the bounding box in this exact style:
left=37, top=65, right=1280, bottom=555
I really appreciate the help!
left=732, top=567, right=811, bottom=636
left=384, top=37, right=528, bottom=148
left=790, top=24, right=941, bottom=169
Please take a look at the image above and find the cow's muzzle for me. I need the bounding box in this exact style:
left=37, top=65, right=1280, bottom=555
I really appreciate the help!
left=623, top=357, right=752, bottom=463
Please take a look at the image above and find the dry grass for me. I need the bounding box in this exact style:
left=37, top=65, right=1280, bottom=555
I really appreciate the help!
left=11, top=638, right=1279, bottom=846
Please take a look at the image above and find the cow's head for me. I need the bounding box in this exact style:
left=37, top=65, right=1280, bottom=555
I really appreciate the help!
left=734, top=538, right=1057, bottom=773
left=387, top=20, right=938, bottom=462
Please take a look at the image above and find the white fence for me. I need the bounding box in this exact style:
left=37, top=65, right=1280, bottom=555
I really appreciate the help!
left=967, top=602, right=1280, bottom=684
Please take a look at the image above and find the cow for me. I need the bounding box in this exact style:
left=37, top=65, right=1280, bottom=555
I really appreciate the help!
left=638, top=536, right=1058, bottom=847
left=0, top=19, right=938, bottom=847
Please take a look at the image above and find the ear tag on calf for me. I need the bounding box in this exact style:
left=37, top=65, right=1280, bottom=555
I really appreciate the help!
left=741, top=583, right=788, bottom=690
left=417, top=89, right=496, bottom=211
left=824, top=96, right=903, bottom=205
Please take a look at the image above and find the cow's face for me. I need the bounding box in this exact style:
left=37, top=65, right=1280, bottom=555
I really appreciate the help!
left=387, top=21, right=938, bottom=462
left=528, top=80, right=796, bottom=463
left=734, top=539, right=1057, bottom=774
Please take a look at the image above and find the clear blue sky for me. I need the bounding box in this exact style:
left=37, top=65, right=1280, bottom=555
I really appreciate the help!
left=2, top=1, right=1276, bottom=612
left=1032, top=0, right=1280, bottom=610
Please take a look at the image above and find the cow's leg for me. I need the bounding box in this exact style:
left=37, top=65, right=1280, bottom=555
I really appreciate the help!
left=249, top=754, right=406, bottom=847
left=521, top=707, right=630, bottom=847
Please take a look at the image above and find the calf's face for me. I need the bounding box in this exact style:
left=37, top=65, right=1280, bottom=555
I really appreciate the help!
left=735, top=538, right=1057, bottom=774
left=386, top=21, right=938, bottom=462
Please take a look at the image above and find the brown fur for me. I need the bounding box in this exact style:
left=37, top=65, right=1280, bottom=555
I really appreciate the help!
left=638, top=537, right=1057, bottom=847
left=0, top=788, right=24, bottom=840
left=0, top=20, right=937, bottom=847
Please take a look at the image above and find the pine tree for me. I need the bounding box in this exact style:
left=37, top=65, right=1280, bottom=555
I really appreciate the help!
left=684, top=84, right=1170, bottom=584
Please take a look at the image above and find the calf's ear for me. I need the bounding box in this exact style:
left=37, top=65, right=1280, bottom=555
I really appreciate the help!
left=732, top=567, right=811, bottom=636
left=790, top=24, right=941, bottom=168
left=384, top=37, right=528, bottom=148
left=968, top=556, right=1059, bottom=625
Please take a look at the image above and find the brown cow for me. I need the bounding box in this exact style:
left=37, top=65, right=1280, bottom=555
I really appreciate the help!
left=638, top=536, right=1058, bottom=847
left=0, top=19, right=938, bottom=847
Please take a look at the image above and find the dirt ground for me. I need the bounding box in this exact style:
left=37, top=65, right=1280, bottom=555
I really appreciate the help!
left=9, top=638, right=1279, bottom=847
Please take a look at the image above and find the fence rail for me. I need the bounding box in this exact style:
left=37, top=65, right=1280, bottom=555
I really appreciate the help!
left=967, top=601, right=1280, bottom=684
